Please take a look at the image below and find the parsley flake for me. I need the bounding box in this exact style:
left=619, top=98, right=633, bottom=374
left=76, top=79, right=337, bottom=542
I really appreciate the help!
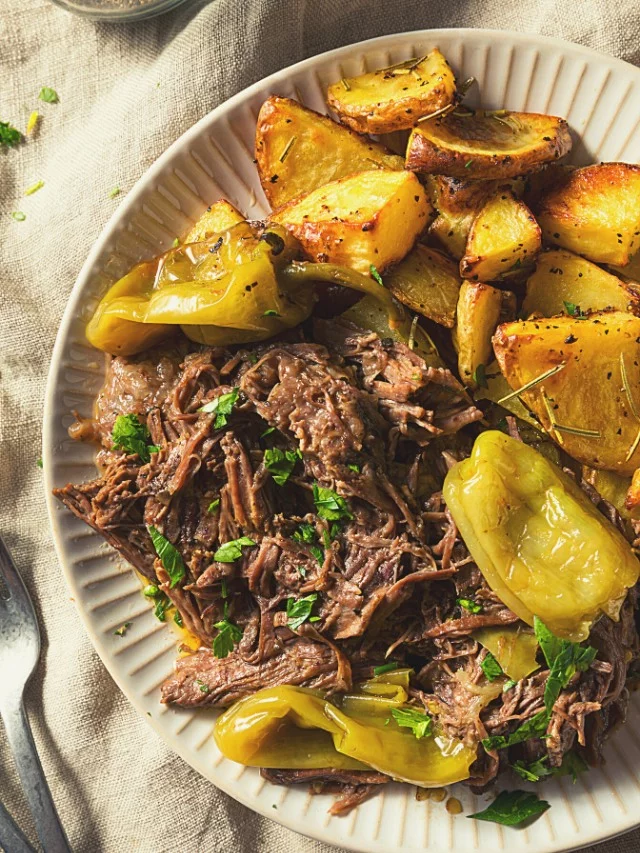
left=147, top=526, right=186, bottom=588
left=36, top=456, right=43, bottom=469
left=468, top=790, right=549, bottom=827
left=108, top=187, right=121, bottom=199
left=534, top=617, right=596, bottom=713
left=263, top=309, right=280, bottom=317
left=214, top=536, right=255, bottom=563
left=195, top=679, right=210, bottom=694
left=369, top=264, right=384, bottom=287
left=11, top=211, right=26, bottom=222
left=207, top=498, right=220, bottom=513
left=286, top=593, right=320, bottom=631
left=114, top=622, right=132, bottom=637
left=481, top=651, right=504, bottom=682
left=457, top=597, right=482, bottom=614
left=264, top=447, right=301, bottom=485
left=473, top=363, right=487, bottom=388
left=0, top=121, right=21, bottom=149
left=390, top=707, right=432, bottom=739
left=482, top=709, right=550, bottom=751
left=111, top=414, right=159, bottom=463
left=347, top=463, right=361, bottom=473
left=199, top=388, right=239, bottom=429
left=313, top=484, right=352, bottom=522
left=213, top=606, right=243, bottom=658
left=39, top=87, right=59, bottom=103
left=511, top=756, right=553, bottom=782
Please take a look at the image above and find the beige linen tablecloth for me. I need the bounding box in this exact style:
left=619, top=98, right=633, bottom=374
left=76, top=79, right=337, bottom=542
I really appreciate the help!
left=1, top=0, right=640, bottom=850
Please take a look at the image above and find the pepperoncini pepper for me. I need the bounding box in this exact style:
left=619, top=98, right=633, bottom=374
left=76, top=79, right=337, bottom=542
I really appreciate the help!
left=213, top=684, right=476, bottom=786
left=86, top=222, right=404, bottom=356
left=444, top=431, right=640, bottom=642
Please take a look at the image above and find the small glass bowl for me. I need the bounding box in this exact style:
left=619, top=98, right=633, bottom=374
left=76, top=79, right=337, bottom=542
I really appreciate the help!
left=49, top=0, right=190, bottom=22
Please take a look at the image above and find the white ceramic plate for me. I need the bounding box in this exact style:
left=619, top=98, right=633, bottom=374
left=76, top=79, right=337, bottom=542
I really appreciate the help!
left=44, top=28, right=640, bottom=853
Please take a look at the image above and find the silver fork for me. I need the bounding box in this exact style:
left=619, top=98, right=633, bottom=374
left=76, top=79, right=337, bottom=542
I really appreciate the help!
left=0, top=535, right=72, bottom=853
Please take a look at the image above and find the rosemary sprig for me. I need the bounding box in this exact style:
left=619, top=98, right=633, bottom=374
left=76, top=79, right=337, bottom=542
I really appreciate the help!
left=416, top=102, right=457, bottom=123
left=620, top=353, right=640, bottom=461
left=341, top=78, right=351, bottom=91
left=497, top=364, right=566, bottom=405
left=279, top=136, right=296, bottom=163
left=540, top=390, right=601, bottom=440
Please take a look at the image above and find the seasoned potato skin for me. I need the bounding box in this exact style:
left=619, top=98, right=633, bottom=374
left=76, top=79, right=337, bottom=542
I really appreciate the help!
left=184, top=199, right=244, bottom=244
left=523, top=249, right=640, bottom=317
left=326, top=49, right=456, bottom=134
left=535, top=163, right=640, bottom=266
left=272, top=170, right=431, bottom=273
left=425, top=176, right=500, bottom=260
left=493, top=312, right=640, bottom=474
left=255, top=96, right=403, bottom=209
left=454, top=281, right=504, bottom=385
left=460, top=190, right=541, bottom=281
left=385, top=244, right=461, bottom=327
left=406, top=110, right=572, bottom=179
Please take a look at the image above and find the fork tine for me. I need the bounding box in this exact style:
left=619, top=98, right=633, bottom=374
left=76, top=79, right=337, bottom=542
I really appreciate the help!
left=0, top=536, right=36, bottom=611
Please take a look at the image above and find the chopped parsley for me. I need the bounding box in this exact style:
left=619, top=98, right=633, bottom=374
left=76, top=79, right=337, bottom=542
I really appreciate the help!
left=213, top=603, right=243, bottom=658
left=347, top=463, right=361, bottom=473
left=195, top=679, right=210, bottom=694
left=207, top=498, right=220, bottom=513
left=502, top=679, right=517, bottom=692
left=263, top=309, right=280, bottom=317
left=534, top=617, right=596, bottom=713
left=563, top=301, right=586, bottom=319
left=480, top=651, right=504, bottom=682
left=147, top=526, right=186, bottom=588
left=457, top=597, right=482, bottom=614
left=369, top=264, right=384, bottom=287
left=313, top=484, right=352, bottom=522
left=114, top=622, right=132, bottom=637
left=153, top=593, right=171, bottom=622
left=472, top=363, right=487, bottom=388
left=0, top=121, right=21, bottom=149
left=390, top=707, right=432, bottom=740
left=36, top=456, right=43, bottom=469
left=214, top=536, right=255, bottom=563
left=464, top=159, right=474, bottom=169
left=143, top=584, right=159, bottom=597
left=172, top=237, right=180, bottom=248
left=292, top=523, right=323, bottom=569
left=11, top=211, right=26, bottom=222
left=373, top=661, right=399, bottom=676
left=38, top=87, right=59, bottom=103
left=286, top=593, right=320, bottom=631
left=199, top=387, right=239, bottom=429
left=482, top=709, right=550, bottom=751
left=109, top=187, right=121, bottom=199
left=111, top=414, right=159, bottom=463
left=261, top=426, right=276, bottom=438
left=511, top=755, right=553, bottom=782
left=173, top=611, right=183, bottom=628
left=264, top=447, right=301, bottom=486
left=468, top=790, right=549, bottom=827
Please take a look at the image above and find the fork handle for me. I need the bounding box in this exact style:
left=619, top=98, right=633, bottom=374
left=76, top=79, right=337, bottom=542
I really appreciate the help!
left=0, top=696, right=72, bottom=853
left=0, top=798, right=35, bottom=853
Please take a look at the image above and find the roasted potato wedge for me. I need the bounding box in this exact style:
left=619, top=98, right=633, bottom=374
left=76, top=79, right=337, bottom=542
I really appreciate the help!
left=535, top=163, right=640, bottom=266
left=522, top=249, right=640, bottom=317
left=425, top=176, right=496, bottom=259
left=255, top=96, right=404, bottom=209
left=474, top=361, right=542, bottom=429
left=184, top=199, right=244, bottom=243
left=406, top=110, right=572, bottom=179
left=610, top=250, right=640, bottom=283
left=460, top=190, right=541, bottom=281
left=493, top=311, right=640, bottom=474
left=385, top=245, right=461, bottom=327
left=340, top=294, right=443, bottom=368
left=326, top=49, right=456, bottom=134
left=272, top=170, right=431, bottom=273
left=453, top=281, right=504, bottom=385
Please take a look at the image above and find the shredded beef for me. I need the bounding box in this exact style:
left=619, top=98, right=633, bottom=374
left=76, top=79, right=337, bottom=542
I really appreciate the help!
left=55, top=321, right=640, bottom=814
